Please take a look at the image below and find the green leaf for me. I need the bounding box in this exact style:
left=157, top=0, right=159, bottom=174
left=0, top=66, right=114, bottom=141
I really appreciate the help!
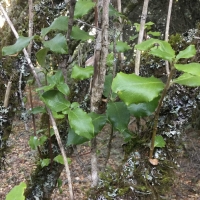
left=175, top=45, right=196, bottom=62
left=43, top=33, right=68, bottom=54
left=54, top=155, right=64, bottom=165
left=6, top=182, right=26, bottom=200
left=112, top=72, right=164, bottom=105
left=74, top=0, right=95, bottom=19
left=109, top=4, right=121, bottom=18
left=39, top=135, right=48, bottom=145
left=2, top=36, right=34, bottom=56
left=53, top=70, right=65, bottom=84
left=121, top=129, right=133, bottom=142
left=88, top=112, right=107, bottom=135
left=106, top=102, right=130, bottom=133
left=128, top=96, right=160, bottom=118
left=31, top=106, right=46, bottom=114
left=71, top=26, right=94, bottom=41
left=28, top=136, right=39, bottom=150
left=41, top=16, right=68, bottom=36
left=173, top=73, right=200, bottom=86
left=135, top=38, right=158, bottom=51
left=106, top=53, right=114, bottom=67
left=36, top=84, right=56, bottom=92
left=67, top=127, right=89, bottom=146
left=147, top=31, right=161, bottom=37
left=103, top=73, right=113, bottom=98
left=40, top=158, right=50, bottom=168
left=154, top=135, right=166, bottom=147
left=68, top=108, right=94, bottom=139
left=135, top=39, right=175, bottom=61
left=55, top=155, right=71, bottom=165
left=42, top=90, right=70, bottom=112
left=149, top=41, right=175, bottom=62
left=70, top=102, right=80, bottom=109
left=36, top=48, right=49, bottom=67
left=52, top=111, right=65, bottom=119
left=57, top=83, right=70, bottom=96
left=71, top=65, right=94, bottom=80
left=116, top=41, right=131, bottom=52
left=174, top=63, right=200, bottom=76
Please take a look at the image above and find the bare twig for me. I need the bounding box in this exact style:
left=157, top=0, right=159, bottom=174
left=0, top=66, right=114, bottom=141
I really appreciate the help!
left=134, top=0, right=150, bottom=75
left=3, top=81, right=12, bottom=108
left=0, top=3, right=74, bottom=199
left=164, top=0, right=173, bottom=75
left=27, top=0, right=33, bottom=57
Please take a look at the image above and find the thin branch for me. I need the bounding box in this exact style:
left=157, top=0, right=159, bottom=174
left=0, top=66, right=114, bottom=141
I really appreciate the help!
left=164, top=0, right=173, bottom=75
left=0, top=3, right=74, bottom=200
left=76, top=19, right=101, bottom=31
left=27, top=0, right=33, bottom=57
left=149, top=65, right=175, bottom=159
left=3, top=81, right=12, bottom=108
left=134, top=0, right=150, bottom=75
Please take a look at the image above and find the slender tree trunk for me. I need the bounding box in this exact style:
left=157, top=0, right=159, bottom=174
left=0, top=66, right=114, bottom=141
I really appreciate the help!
left=27, top=0, right=33, bottom=57
left=165, top=0, right=173, bottom=75
left=134, top=0, right=149, bottom=75
left=90, top=0, right=110, bottom=187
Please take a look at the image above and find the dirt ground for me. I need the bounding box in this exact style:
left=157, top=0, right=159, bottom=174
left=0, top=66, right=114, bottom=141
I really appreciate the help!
left=0, top=116, right=200, bottom=200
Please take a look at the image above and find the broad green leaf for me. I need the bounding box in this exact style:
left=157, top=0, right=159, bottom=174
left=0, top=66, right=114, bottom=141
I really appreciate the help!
left=57, top=83, right=70, bottom=96
left=106, top=102, right=130, bottom=133
left=41, top=16, right=68, bottom=36
left=109, top=4, right=121, bottom=18
left=54, top=154, right=71, bottom=164
left=173, top=73, right=200, bottom=86
left=6, top=182, right=26, bottom=200
left=41, top=158, right=50, bottom=168
left=47, top=75, right=57, bottom=85
left=149, top=41, right=175, bottom=62
left=36, top=48, right=49, bottom=67
left=134, top=23, right=140, bottom=32
left=154, top=135, right=166, bottom=147
left=70, top=102, right=80, bottom=109
left=88, top=112, right=107, bottom=135
left=129, top=34, right=138, bottom=41
left=74, top=0, right=95, bottom=19
left=135, top=38, right=159, bottom=51
left=71, top=26, right=94, bottom=41
left=50, top=128, right=55, bottom=136
left=67, top=127, right=89, bottom=146
left=112, top=72, right=164, bottom=105
left=36, top=84, right=55, bottom=92
left=121, top=129, right=133, bottom=142
left=29, top=136, right=39, bottom=150
left=42, top=90, right=70, bottom=112
left=147, top=31, right=161, bottom=37
left=71, top=65, right=94, bottom=80
left=53, top=70, right=65, bottom=84
left=68, top=107, right=94, bottom=139
left=31, top=106, right=46, bottom=114
left=39, top=135, right=48, bottom=145
left=103, top=73, right=113, bottom=98
left=2, top=36, right=34, bottom=56
left=175, top=45, right=196, bottom=62
left=52, top=111, right=65, bottom=119
left=174, top=63, right=200, bottom=76
left=135, top=39, right=175, bottom=61
left=43, top=33, right=68, bottom=54
left=116, top=41, right=131, bottom=52
left=128, top=96, right=160, bottom=118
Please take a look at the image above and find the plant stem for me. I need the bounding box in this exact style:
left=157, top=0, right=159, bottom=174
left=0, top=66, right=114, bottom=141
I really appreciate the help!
left=149, top=65, right=175, bottom=159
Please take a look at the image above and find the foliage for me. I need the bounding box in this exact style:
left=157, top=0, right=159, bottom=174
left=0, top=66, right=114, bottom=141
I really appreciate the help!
left=6, top=182, right=26, bottom=200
